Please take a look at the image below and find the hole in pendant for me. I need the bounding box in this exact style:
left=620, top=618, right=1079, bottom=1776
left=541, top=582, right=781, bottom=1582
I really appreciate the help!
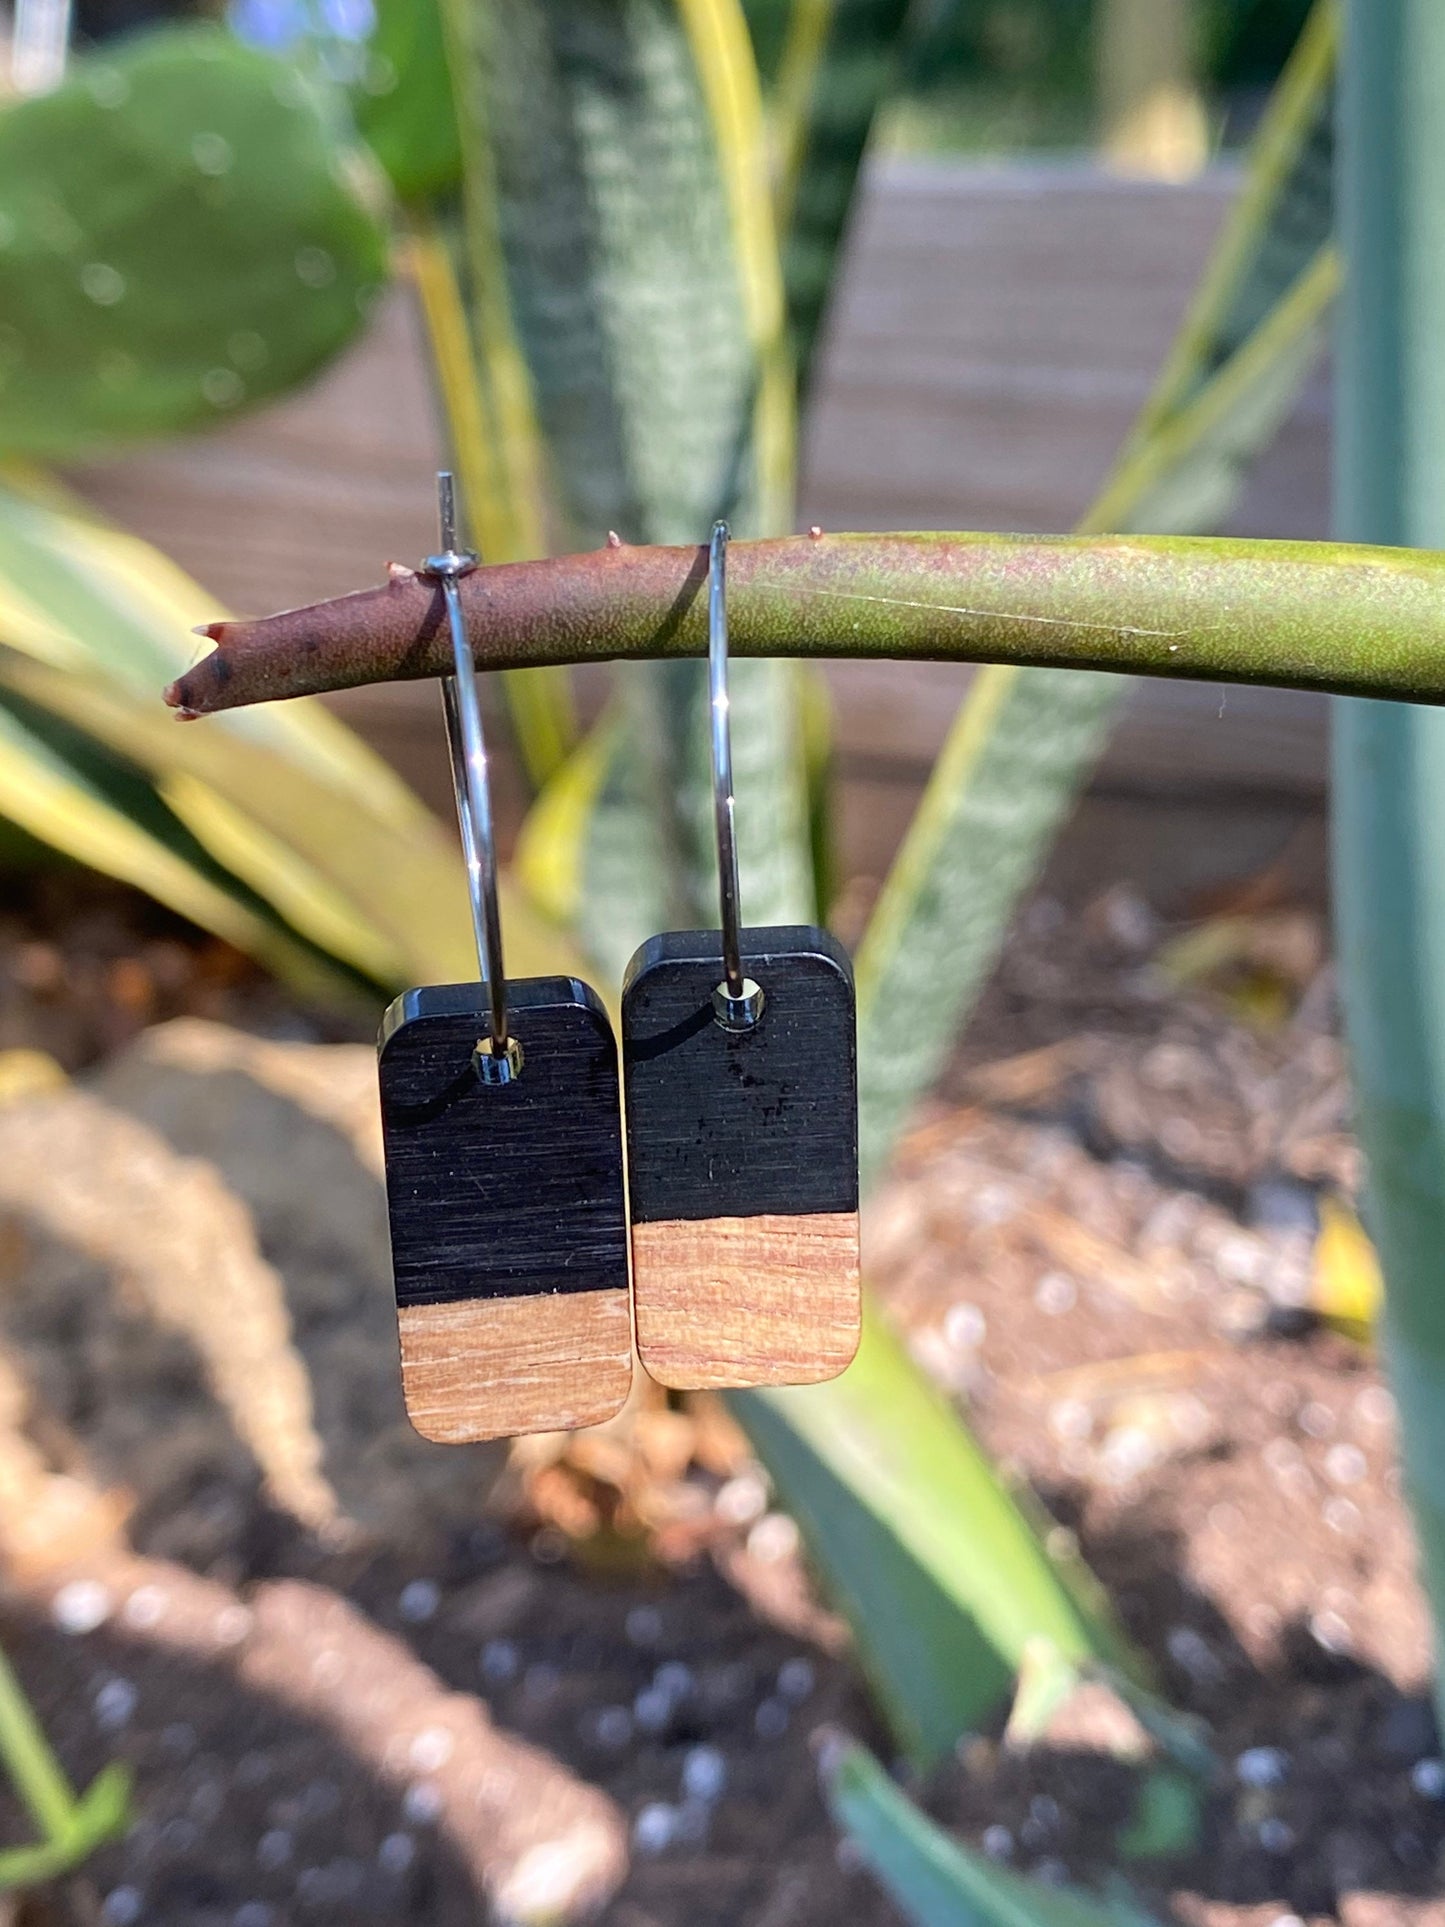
left=712, top=979, right=765, bottom=1031
left=473, top=1034, right=524, bottom=1084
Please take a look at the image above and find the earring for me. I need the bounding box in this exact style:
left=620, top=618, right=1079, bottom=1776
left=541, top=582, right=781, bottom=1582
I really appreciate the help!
left=378, top=474, right=633, bottom=1443
left=621, top=523, right=861, bottom=1391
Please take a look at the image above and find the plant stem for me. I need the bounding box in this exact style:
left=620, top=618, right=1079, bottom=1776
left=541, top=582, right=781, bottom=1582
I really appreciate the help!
left=168, top=530, right=1445, bottom=717
left=1332, top=0, right=1445, bottom=1728
left=0, top=1645, right=76, bottom=1839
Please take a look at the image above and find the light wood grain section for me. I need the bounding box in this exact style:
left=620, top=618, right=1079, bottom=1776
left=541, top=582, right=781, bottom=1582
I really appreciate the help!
left=632, top=1212, right=860, bottom=1391
left=398, top=1291, right=633, bottom=1443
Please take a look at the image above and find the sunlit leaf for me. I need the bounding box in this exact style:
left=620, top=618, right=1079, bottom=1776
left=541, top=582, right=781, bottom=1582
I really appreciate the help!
left=355, top=0, right=461, bottom=201
left=0, top=469, right=579, bottom=989
left=733, top=1305, right=1137, bottom=1765
left=767, top=0, right=913, bottom=389
left=404, top=217, right=575, bottom=789
left=0, top=27, right=390, bottom=458
left=821, top=1735, right=1162, bottom=1927
left=1310, top=1194, right=1382, bottom=1336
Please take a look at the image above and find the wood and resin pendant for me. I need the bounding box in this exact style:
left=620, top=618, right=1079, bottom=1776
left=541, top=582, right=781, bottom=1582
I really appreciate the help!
left=621, top=925, right=861, bottom=1391
left=380, top=977, right=633, bottom=1441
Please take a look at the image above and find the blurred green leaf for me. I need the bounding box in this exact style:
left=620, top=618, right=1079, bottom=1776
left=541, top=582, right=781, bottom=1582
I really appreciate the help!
left=0, top=467, right=579, bottom=990
left=0, top=685, right=341, bottom=991
left=734, top=1305, right=1138, bottom=1766
left=0, top=1762, right=131, bottom=1891
left=405, top=217, right=575, bottom=790
left=769, top=0, right=914, bottom=389
left=464, top=0, right=761, bottom=550
left=0, top=1647, right=130, bottom=1894
left=821, top=1734, right=1163, bottom=1927
left=854, top=660, right=1121, bottom=1187
left=457, top=0, right=811, bottom=971
left=355, top=0, right=461, bottom=201
left=1116, top=1768, right=1205, bottom=1862
left=0, top=25, right=391, bottom=458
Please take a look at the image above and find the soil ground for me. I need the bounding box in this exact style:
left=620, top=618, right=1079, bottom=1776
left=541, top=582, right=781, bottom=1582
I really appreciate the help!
left=0, top=869, right=1438, bottom=1927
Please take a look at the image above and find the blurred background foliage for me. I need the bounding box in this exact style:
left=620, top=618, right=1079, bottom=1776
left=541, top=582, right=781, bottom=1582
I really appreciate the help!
left=0, top=0, right=1371, bottom=1918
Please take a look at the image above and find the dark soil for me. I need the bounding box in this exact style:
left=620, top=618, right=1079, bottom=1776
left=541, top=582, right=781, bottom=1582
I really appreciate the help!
left=0, top=870, right=1439, bottom=1927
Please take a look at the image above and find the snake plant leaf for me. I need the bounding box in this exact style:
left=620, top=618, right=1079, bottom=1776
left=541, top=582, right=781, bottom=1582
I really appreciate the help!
left=0, top=688, right=340, bottom=991
left=0, top=24, right=390, bottom=459
left=733, top=1304, right=1138, bottom=1765
left=407, top=11, right=576, bottom=795
left=405, top=217, right=576, bottom=792
left=820, top=1735, right=1163, bottom=1927
left=0, top=467, right=575, bottom=990
left=448, top=0, right=810, bottom=972
left=1332, top=0, right=1445, bottom=1737
left=355, top=0, right=461, bottom=202
left=462, top=0, right=761, bottom=550
left=765, top=0, right=914, bottom=389
left=853, top=0, right=1338, bottom=1185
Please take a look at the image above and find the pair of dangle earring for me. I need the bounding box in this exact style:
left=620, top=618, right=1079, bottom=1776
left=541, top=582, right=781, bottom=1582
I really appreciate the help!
left=378, top=481, right=860, bottom=1443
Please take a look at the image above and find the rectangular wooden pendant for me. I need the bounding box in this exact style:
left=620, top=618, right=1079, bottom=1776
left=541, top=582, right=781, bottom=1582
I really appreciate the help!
left=378, top=978, right=633, bottom=1442
left=622, top=926, right=861, bottom=1391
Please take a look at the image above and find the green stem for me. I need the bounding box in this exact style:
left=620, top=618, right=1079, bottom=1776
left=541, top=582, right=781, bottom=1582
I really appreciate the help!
left=0, top=1645, right=77, bottom=1840
left=1332, top=0, right=1445, bottom=1729
left=170, top=530, right=1445, bottom=716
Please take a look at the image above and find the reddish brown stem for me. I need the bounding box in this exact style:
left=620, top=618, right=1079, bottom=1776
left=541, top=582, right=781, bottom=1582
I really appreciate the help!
left=166, top=530, right=1445, bottom=717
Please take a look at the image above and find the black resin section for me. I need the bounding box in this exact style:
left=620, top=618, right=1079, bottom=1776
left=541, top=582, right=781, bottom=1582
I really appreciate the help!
left=621, top=928, right=858, bottom=1225
left=378, top=978, right=628, bottom=1310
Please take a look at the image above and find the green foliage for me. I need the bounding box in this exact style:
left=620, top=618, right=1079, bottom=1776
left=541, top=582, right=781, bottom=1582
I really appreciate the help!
left=735, top=1307, right=1137, bottom=1764
left=821, top=1734, right=1163, bottom=1927
left=449, top=0, right=810, bottom=973
left=355, top=0, right=460, bottom=201
left=1332, top=0, right=1445, bottom=1736
left=0, top=26, right=391, bottom=458
left=854, top=663, right=1118, bottom=1189
left=0, top=1646, right=130, bottom=1892
left=0, top=467, right=582, bottom=995
left=466, top=0, right=763, bottom=550
left=769, top=0, right=913, bottom=387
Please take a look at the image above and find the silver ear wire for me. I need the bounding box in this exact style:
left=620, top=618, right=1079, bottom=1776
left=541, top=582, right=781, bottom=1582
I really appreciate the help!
left=707, top=521, right=764, bottom=1031
left=422, top=472, right=521, bottom=1082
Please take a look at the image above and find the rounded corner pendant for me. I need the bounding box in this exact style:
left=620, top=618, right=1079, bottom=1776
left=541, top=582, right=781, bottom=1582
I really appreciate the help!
left=379, top=978, right=633, bottom=1443
left=621, top=924, right=861, bottom=1392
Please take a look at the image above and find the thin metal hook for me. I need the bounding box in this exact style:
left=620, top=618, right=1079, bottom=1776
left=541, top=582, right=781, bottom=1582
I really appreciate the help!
left=708, top=522, right=764, bottom=1030
left=423, top=472, right=520, bottom=1082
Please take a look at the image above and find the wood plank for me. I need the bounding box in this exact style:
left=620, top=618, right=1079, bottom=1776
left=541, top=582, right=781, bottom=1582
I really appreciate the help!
left=398, top=1291, right=633, bottom=1444
left=631, top=1212, right=860, bottom=1391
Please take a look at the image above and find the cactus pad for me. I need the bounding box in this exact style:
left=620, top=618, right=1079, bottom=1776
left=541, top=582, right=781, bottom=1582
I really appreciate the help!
left=0, top=26, right=392, bottom=457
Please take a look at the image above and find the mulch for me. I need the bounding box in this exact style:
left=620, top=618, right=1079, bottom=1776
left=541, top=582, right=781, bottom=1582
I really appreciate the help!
left=0, top=868, right=1439, bottom=1927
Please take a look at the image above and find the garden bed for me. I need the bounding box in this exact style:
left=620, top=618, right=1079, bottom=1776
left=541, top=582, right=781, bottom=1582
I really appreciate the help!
left=0, top=868, right=1436, bottom=1927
